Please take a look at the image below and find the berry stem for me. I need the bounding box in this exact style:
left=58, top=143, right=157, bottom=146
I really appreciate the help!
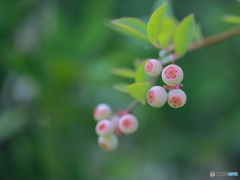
left=125, top=25, right=240, bottom=112
left=125, top=99, right=138, bottom=113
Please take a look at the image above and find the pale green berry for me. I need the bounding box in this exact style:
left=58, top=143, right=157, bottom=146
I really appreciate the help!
left=98, top=134, right=118, bottom=151
left=93, top=103, right=112, bottom=121
left=162, top=64, right=183, bottom=86
left=118, top=114, right=138, bottom=134
left=145, top=59, right=162, bottom=77
left=168, top=89, right=187, bottom=108
left=147, top=86, right=167, bottom=108
left=95, top=120, right=114, bottom=136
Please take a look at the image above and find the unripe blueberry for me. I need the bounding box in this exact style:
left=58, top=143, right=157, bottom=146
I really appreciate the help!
left=118, top=114, right=138, bottom=134
left=93, top=103, right=112, bottom=121
left=110, top=115, right=120, bottom=129
left=147, top=86, right=167, bottom=108
left=95, top=120, right=114, bottom=136
left=162, top=64, right=183, bottom=86
left=98, top=134, right=118, bottom=151
left=110, top=115, right=122, bottom=136
left=168, top=89, right=187, bottom=108
left=145, top=59, right=163, bottom=77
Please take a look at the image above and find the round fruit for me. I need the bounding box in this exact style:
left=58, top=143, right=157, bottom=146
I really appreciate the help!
left=168, top=89, right=187, bottom=108
left=162, top=64, right=183, bottom=86
left=145, top=59, right=162, bottom=77
left=147, top=86, right=168, bottom=108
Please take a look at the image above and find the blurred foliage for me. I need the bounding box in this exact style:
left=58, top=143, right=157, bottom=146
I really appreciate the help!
left=0, top=0, right=240, bottom=180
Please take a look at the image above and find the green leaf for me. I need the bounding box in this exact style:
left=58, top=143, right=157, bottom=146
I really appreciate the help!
left=152, top=0, right=174, bottom=16
left=158, top=20, right=175, bottom=48
left=222, top=15, right=240, bottom=24
left=110, top=18, right=149, bottom=42
left=173, top=14, right=195, bottom=56
left=113, top=83, right=129, bottom=93
left=133, top=58, right=142, bottom=70
left=158, top=16, right=178, bottom=48
left=126, top=82, right=151, bottom=104
left=238, top=0, right=240, bottom=2
left=111, top=68, right=135, bottom=79
left=147, top=2, right=168, bottom=44
left=135, top=59, right=150, bottom=83
left=193, top=23, right=203, bottom=40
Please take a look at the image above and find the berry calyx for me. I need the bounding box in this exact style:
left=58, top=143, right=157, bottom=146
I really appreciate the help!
left=162, top=64, right=184, bottom=86
left=147, top=86, right=168, bottom=108
left=164, top=84, right=183, bottom=91
left=95, top=120, right=114, bottom=136
left=93, top=103, right=112, bottom=121
left=98, top=134, right=118, bottom=151
left=117, top=110, right=130, bottom=116
left=118, top=114, right=138, bottom=134
left=168, top=89, right=187, bottom=108
left=144, top=59, right=162, bottom=77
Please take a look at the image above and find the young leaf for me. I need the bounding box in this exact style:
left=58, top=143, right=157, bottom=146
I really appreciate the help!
left=147, top=2, right=167, bottom=45
left=110, top=18, right=149, bottom=42
left=158, top=20, right=175, bottom=48
left=135, top=59, right=150, bottom=83
left=158, top=16, right=178, bottom=48
left=173, top=14, right=195, bottom=56
left=222, top=15, right=240, bottom=24
left=152, top=0, right=174, bottom=16
left=111, top=68, right=135, bottom=79
left=126, top=82, right=151, bottom=104
left=113, top=83, right=129, bottom=93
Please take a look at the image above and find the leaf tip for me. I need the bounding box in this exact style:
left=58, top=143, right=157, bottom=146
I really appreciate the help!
left=188, top=13, right=195, bottom=19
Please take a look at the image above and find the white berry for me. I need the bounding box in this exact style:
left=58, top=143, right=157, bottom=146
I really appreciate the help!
left=168, top=89, right=187, bottom=108
left=98, top=134, right=118, bottom=151
left=147, top=86, right=168, bottom=108
left=93, top=103, right=112, bottom=121
left=162, top=64, right=183, bottom=86
left=118, top=114, right=138, bottom=134
left=95, top=120, right=114, bottom=136
left=145, top=59, right=163, bottom=77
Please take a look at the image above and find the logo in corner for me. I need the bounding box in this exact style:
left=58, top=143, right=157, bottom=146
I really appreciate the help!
left=210, top=171, right=215, bottom=177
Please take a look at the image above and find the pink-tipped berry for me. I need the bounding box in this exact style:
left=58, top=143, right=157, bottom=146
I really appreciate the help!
left=93, top=103, right=112, bottom=121
left=118, top=114, right=138, bottom=134
left=162, top=64, right=183, bottom=86
left=98, top=134, right=118, bottom=151
left=168, top=89, right=187, bottom=108
left=145, top=59, right=163, bottom=77
left=95, top=120, right=114, bottom=136
left=147, top=86, right=167, bottom=108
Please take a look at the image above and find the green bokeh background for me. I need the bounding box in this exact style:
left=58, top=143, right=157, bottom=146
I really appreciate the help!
left=0, top=0, right=240, bottom=179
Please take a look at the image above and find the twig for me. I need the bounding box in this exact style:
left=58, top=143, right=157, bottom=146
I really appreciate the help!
left=189, top=25, right=240, bottom=50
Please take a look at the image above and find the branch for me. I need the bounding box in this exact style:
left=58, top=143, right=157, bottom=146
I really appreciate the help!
left=125, top=25, right=240, bottom=112
left=189, top=25, right=240, bottom=50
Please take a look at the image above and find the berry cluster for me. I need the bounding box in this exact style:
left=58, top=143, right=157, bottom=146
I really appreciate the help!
left=93, top=103, right=138, bottom=151
left=145, top=59, right=187, bottom=108
left=93, top=59, right=187, bottom=151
